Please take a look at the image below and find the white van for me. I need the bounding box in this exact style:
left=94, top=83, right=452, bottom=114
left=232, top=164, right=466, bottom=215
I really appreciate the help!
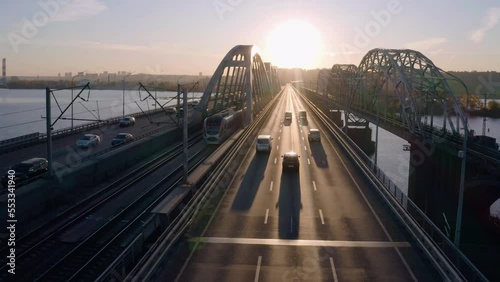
left=256, top=135, right=273, bottom=153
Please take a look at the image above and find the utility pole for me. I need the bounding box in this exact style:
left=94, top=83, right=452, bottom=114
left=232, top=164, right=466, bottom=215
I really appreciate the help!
left=46, top=87, right=53, bottom=177
left=482, top=93, right=488, bottom=136
left=182, top=88, right=188, bottom=183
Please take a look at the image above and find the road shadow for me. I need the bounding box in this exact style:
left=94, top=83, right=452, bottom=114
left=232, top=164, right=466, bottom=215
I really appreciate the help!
left=309, top=141, right=329, bottom=168
left=278, top=171, right=302, bottom=239
left=231, top=153, right=270, bottom=211
left=299, top=118, right=308, bottom=126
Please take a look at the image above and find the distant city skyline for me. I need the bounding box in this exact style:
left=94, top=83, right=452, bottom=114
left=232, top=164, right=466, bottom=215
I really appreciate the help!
left=1, top=1, right=499, bottom=76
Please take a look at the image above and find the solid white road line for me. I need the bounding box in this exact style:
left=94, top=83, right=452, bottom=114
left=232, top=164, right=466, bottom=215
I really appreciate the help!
left=254, top=256, right=262, bottom=282
left=319, top=209, right=325, bottom=224
left=264, top=209, right=269, bottom=224
left=191, top=237, right=411, bottom=248
left=270, top=181, right=273, bottom=192
left=330, top=257, right=339, bottom=282
left=312, top=180, right=317, bottom=191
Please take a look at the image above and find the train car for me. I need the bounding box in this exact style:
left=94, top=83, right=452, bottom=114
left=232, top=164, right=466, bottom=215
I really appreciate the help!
left=203, top=109, right=243, bottom=144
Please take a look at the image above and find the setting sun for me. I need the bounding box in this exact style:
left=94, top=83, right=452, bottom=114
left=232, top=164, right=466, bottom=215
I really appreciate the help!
left=264, top=20, right=323, bottom=69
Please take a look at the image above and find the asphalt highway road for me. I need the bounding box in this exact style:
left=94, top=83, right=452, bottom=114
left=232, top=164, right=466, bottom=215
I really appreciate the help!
left=158, top=85, right=441, bottom=281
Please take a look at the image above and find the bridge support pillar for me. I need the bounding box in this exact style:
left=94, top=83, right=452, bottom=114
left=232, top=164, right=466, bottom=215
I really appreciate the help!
left=408, top=140, right=462, bottom=237
left=329, top=110, right=343, bottom=128
left=345, top=126, right=374, bottom=155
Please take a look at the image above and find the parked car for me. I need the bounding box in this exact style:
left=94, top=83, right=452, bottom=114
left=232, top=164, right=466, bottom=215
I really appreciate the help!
left=76, top=134, right=101, bottom=148
left=165, top=107, right=177, bottom=114
left=282, top=151, right=300, bottom=171
left=308, top=129, right=321, bottom=142
left=1, top=158, right=48, bottom=187
left=119, top=116, right=136, bottom=127
left=256, top=135, right=273, bottom=153
left=111, top=133, right=133, bottom=146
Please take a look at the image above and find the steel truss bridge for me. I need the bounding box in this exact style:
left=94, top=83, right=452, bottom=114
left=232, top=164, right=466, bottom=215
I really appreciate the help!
left=318, top=49, right=472, bottom=138
left=193, top=45, right=280, bottom=126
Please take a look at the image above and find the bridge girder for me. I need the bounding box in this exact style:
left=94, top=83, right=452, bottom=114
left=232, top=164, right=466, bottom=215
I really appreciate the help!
left=328, top=64, right=358, bottom=104
left=350, top=48, right=468, bottom=136
left=193, top=45, right=274, bottom=126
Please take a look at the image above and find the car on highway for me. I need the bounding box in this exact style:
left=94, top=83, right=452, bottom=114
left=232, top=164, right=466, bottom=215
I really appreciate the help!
left=298, top=110, right=307, bottom=120
left=308, top=129, right=321, bottom=142
left=1, top=158, right=48, bottom=188
left=76, top=134, right=101, bottom=148
left=177, top=107, right=184, bottom=117
left=111, top=133, right=133, bottom=146
left=165, top=107, right=177, bottom=114
left=119, top=116, right=136, bottom=127
left=285, top=111, right=292, bottom=121
left=282, top=151, right=300, bottom=171
left=256, top=135, right=273, bottom=153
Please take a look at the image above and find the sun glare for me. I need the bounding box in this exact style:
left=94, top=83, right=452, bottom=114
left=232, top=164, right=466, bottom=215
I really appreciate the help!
left=265, top=20, right=323, bottom=69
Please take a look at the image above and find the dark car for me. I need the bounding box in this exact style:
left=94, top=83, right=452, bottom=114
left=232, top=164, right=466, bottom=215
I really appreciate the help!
left=111, top=133, right=133, bottom=146
left=1, top=158, right=48, bottom=188
left=308, top=129, right=321, bottom=142
left=282, top=151, right=300, bottom=171
left=119, top=116, right=136, bottom=127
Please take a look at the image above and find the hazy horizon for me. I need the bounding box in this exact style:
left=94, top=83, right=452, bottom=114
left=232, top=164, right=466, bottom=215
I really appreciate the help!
left=1, top=1, right=499, bottom=76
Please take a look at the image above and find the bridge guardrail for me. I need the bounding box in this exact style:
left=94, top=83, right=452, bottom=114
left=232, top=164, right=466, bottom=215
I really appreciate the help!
left=299, top=86, right=488, bottom=282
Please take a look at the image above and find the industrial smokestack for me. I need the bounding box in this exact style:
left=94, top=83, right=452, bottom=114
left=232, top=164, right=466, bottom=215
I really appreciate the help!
left=2, top=58, right=5, bottom=78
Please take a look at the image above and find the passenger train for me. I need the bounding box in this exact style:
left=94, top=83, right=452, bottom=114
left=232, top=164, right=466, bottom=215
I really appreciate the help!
left=203, top=109, right=243, bottom=144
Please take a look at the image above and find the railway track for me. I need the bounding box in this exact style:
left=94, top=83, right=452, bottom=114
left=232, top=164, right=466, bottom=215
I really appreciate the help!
left=35, top=145, right=209, bottom=281
left=0, top=134, right=204, bottom=281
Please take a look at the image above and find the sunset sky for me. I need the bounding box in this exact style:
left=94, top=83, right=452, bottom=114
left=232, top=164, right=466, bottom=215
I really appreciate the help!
left=1, top=0, right=499, bottom=76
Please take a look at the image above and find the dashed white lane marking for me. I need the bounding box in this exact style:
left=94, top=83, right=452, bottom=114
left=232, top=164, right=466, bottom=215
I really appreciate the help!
left=312, top=180, right=317, bottom=191
left=274, top=158, right=277, bottom=164
left=307, top=158, right=311, bottom=165
left=330, top=257, right=339, bottom=282
left=304, top=146, right=307, bottom=151
left=270, top=181, right=273, bottom=192
left=277, top=145, right=279, bottom=150
left=264, top=209, right=269, bottom=224
left=319, top=209, right=325, bottom=224
left=254, top=256, right=262, bottom=282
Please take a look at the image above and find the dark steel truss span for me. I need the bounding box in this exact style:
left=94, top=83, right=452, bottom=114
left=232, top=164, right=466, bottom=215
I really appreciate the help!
left=193, top=45, right=276, bottom=126
left=323, top=49, right=469, bottom=137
